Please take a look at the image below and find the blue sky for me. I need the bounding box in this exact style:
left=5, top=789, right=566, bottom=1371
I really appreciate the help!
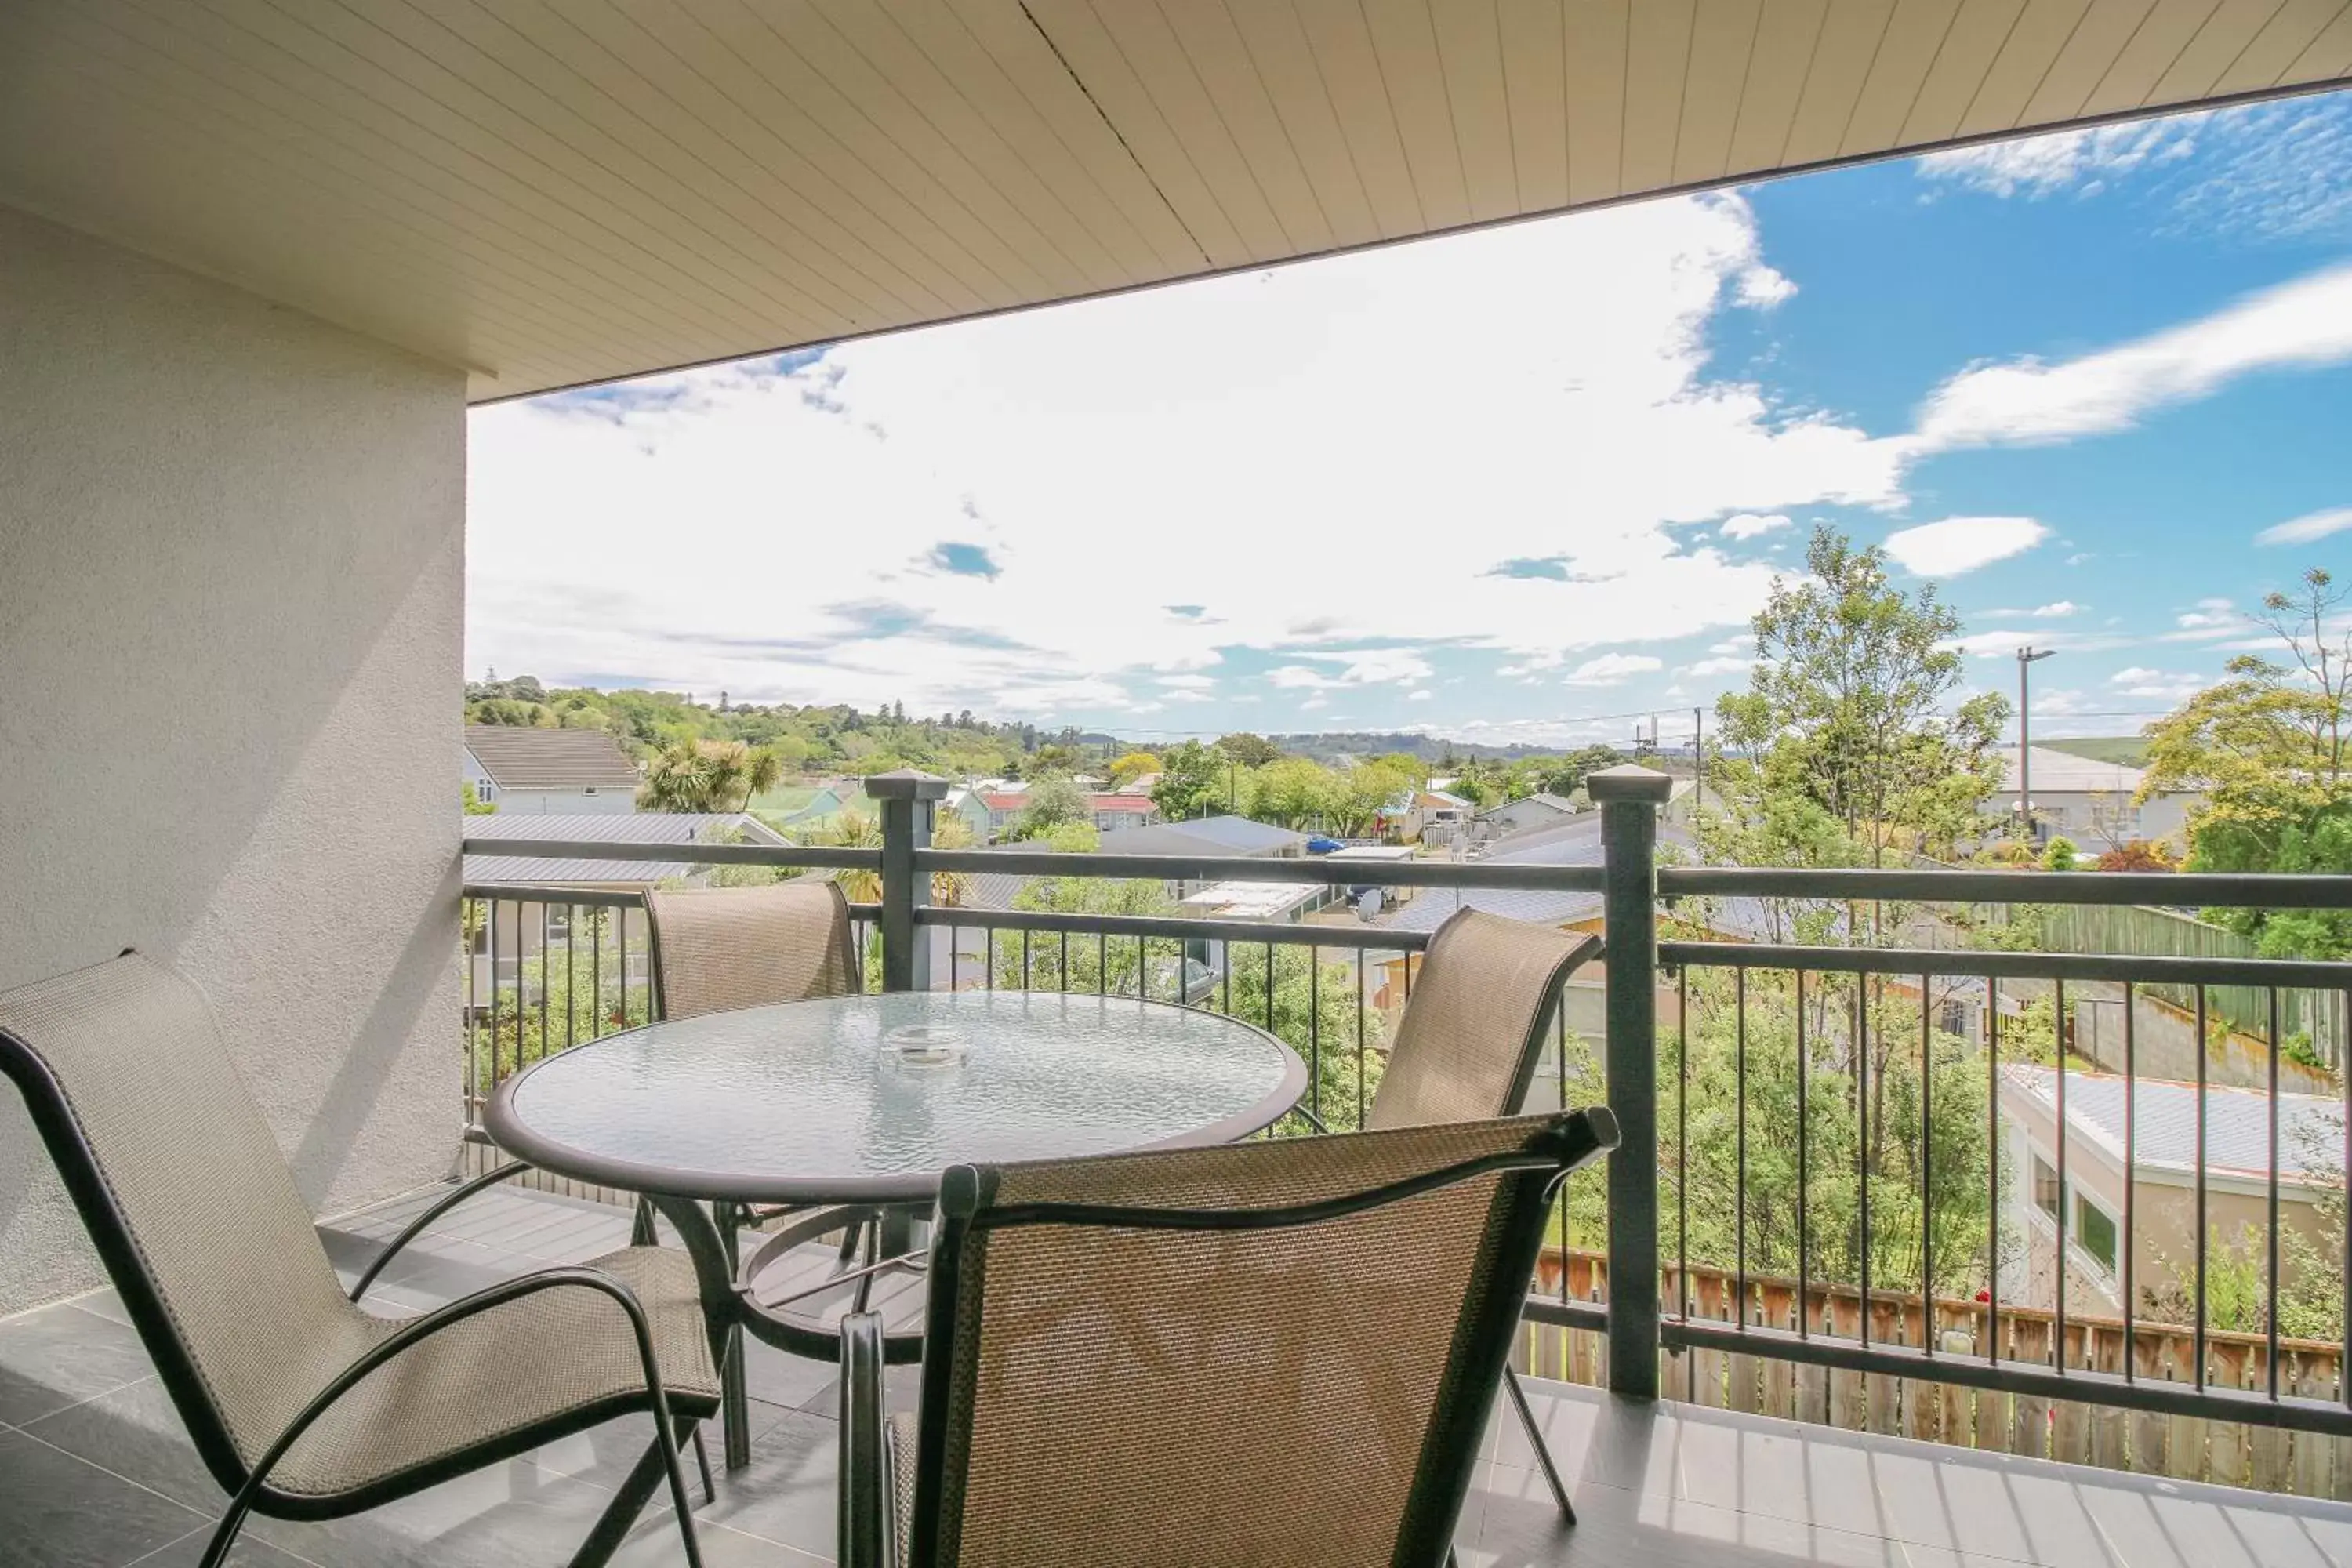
left=468, top=92, right=2352, bottom=750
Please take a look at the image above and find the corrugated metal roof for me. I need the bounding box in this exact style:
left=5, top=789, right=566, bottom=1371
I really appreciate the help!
left=1097, top=817, right=1306, bottom=856
left=463, top=811, right=785, bottom=886
left=463, top=726, right=640, bottom=790
left=1995, top=746, right=2151, bottom=796
left=2004, top=1064, right=2343, bottom=1185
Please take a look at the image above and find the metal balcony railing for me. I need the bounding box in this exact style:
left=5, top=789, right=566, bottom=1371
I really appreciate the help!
left=459, top=767, right=2352, bottom=1494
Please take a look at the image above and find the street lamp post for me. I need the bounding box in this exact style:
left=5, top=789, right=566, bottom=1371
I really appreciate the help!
left=2016, top=645, right=2056, bottom=840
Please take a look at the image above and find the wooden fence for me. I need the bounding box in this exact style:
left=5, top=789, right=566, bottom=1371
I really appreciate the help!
left=2040, top=902, right=2346, bottom=1066
left=1526, top=1247, right=2352, bottom=1499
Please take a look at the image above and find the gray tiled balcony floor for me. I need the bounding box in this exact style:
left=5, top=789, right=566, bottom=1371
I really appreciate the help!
left=4, top=1181, right=2350, bottom=1567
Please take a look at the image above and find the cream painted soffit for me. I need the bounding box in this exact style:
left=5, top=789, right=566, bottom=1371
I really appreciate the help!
left=2, top=2, right=2345, bottom=403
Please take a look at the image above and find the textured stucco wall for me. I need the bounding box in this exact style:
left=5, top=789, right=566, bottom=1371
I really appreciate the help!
left=0, top=205, right=465, bottom=1314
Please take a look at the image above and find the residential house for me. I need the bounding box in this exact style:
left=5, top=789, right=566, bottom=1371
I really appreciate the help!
left=463, top=725, right=640, bottom=815
left=1994, top=746, right=2199, bottom=850
left=1476, top=792, right=1581, bottom=840
left=1381, top=788, right=1476, bottom=846
left=1998, top=1064, right=2340, bottom=1319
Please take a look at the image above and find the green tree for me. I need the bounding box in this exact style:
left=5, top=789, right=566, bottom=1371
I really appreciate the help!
left=1216, top=732, right=1282, bottom=768
left=462, top=781, right=497, bottom=816
left=1150, top=740, right=1229, bottom=820
left=1011, top=775, right=1090, bottom=840
left=2040, top=835, right=2078, bottom=872
left=1252, top=757, right=1340, bottom=827
left=1706, top=526, right=2008, bottom=872
left=637, top=739, right=783, bottom=812
left=2143, top=568, right=2352, bottom=959
left=1106, top=750, right=1163, bottom=788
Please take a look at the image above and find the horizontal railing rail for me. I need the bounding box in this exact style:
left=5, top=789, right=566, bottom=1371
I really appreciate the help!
left=1660, top=865, right=2352, bottom=908
left=919, top=845, right=1606, bottom=892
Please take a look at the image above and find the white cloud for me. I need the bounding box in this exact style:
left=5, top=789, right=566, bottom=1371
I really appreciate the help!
left=2258, top=506, right=2352, bottom=546
left=1915, top=99, right=2352, bottom=242
left=2176, top=598, right=2237, bottom=630
left=1406, top=689, right=1432, bottom=701
left=1156, top=673, right=1216, bottom=690
left=470, top=190, right=1910, bottom=717
left=1978, top=601, right=2082, bottom=619
left=1911, top=262, right=2352, bottom=452
left=1720, top=512, right=1791, bottom=540
left=1294, top=648, right=1436, bottom=686
left=1684, top=655, right=1751, bottom=677
left=1563, top=653, right=1664, bottom=686
left=1708, top=635, right=1755, bottom=655
left=1735, top=265, right=1796, bottom=308
left=1917, top=118, right=2198, bottom=199
left=1882, top=517, right=2049, bottom=576
left=2111, top=666, right=2206, bottom=702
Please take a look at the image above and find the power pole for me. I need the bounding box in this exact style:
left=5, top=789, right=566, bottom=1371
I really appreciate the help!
left=2016, top=646, right=2056, bottom=840
left=1692, top=706, right=1704, bottom=813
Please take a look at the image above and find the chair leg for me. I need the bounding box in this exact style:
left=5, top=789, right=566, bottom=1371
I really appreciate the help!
left=567, top=1418, right=707, bottom=1568
left=691, top=1423, right=716, bottom=1504
left=1504, top=1367, right=1575, bottom=1525
left=197, top=1503, right=253, bottom=1568
left=630, top=1194, right=657, bottom=1247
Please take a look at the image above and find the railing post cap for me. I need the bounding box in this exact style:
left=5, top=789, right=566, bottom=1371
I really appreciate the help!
left=864, top=770, right=950, bottom=801
left=1586, top=764, right=1675, bottom=804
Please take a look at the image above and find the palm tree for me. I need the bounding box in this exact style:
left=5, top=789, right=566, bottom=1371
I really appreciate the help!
left=637, top=739, right=783, bottom=812
left=823, top=803, right=974, bottom=907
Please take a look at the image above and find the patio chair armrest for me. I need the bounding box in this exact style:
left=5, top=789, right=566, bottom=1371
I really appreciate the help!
left=238, top=1265, right=693, bottom=1516
left=349, top=1160, right=532, bottom=1303
left=837, top=1310, right=891, bottom=1568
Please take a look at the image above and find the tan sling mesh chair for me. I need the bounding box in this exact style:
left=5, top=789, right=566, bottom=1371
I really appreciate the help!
left=643, top=880, right=862, bottom=1019
left=835, top=1109, right=1619, bottom=1568
left=0, top=953, right=722, bottom=1568
left=1367, top=906, right=1604, bottom=1526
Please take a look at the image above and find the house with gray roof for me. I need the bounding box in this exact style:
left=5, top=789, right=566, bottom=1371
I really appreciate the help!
left=463, top=724, right=640, bottom=815
left=1998, top=1062, right=2340, bottom=1319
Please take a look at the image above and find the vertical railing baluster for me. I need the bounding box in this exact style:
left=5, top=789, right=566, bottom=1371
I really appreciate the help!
left=1678, top=964, right=1690, bottom=1388
left=1359, top=948, right=1370, bottom=1129
left=1264, top=944, right=1275, bottom=1033
left=463, top=896, right=479, bottom=1123
left=2196, top=984, right=2209, bottom=1390
left=1858, top=974, right=1871, bottom=1351
left=1987, top=975, right=2000, bottom=1367
left=617, top=902, right=630, bottom=1026
left=1919, top=974, right=1932, bottom=1358
left=1589, top=764, right=1670, bottom=1400
left=949, top=927, right=959, bottom=991
left=1796, top=968, right=1809, bottom=1341
left=1097, top=931, right=1106, bottom=996
left=1221, top=940, right=1231, bottom=1014
left=591, top=898, right=603, bottom=1034
left=565, top=903, right=577, bottom=1053
left=2055, top=976, right=2067, bottom=1375
left=1308, top=946, right=1321, bottom=1127
left=1136, top=935, right=1145, bottom=999
left=2123, top=981, right=2135, bottom=1384
left=1060, top=931, right=1069, bottom=992
left=2269, top=986, right=2282, bottom=1399
left=1022, top=928, right=1031, bottom=991
left=536, top=902, right=550, bottom=1062
left=1735, top=967, right=1747, bottom=1332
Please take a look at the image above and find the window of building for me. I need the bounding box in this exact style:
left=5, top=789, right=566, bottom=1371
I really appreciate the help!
left=1938, top=999, right=1970, bottom=1038
left=2074, top=1193, right=2119, bottom=1273
left=2032, top=1154, right=2060, bottom=1222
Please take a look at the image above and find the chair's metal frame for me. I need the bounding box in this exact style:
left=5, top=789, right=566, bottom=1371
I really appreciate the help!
left=838, top=1108, right=1621, bottom=1568
left=0, top=1019, right=723, bottom=1568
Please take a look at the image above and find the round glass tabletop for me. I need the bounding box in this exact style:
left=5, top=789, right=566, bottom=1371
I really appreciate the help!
left=487, top=989, right=1308, bottom=1204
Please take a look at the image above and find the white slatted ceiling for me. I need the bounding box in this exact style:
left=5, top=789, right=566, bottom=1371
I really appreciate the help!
left=1, top=0, right=2341, bottom=403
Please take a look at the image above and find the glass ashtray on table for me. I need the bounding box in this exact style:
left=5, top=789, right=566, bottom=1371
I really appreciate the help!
left=884, top=1022, right=967, bottom=1066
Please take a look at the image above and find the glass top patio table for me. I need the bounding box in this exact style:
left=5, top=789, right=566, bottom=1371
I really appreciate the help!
left=485, top=989, right=1308, bottom=1206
